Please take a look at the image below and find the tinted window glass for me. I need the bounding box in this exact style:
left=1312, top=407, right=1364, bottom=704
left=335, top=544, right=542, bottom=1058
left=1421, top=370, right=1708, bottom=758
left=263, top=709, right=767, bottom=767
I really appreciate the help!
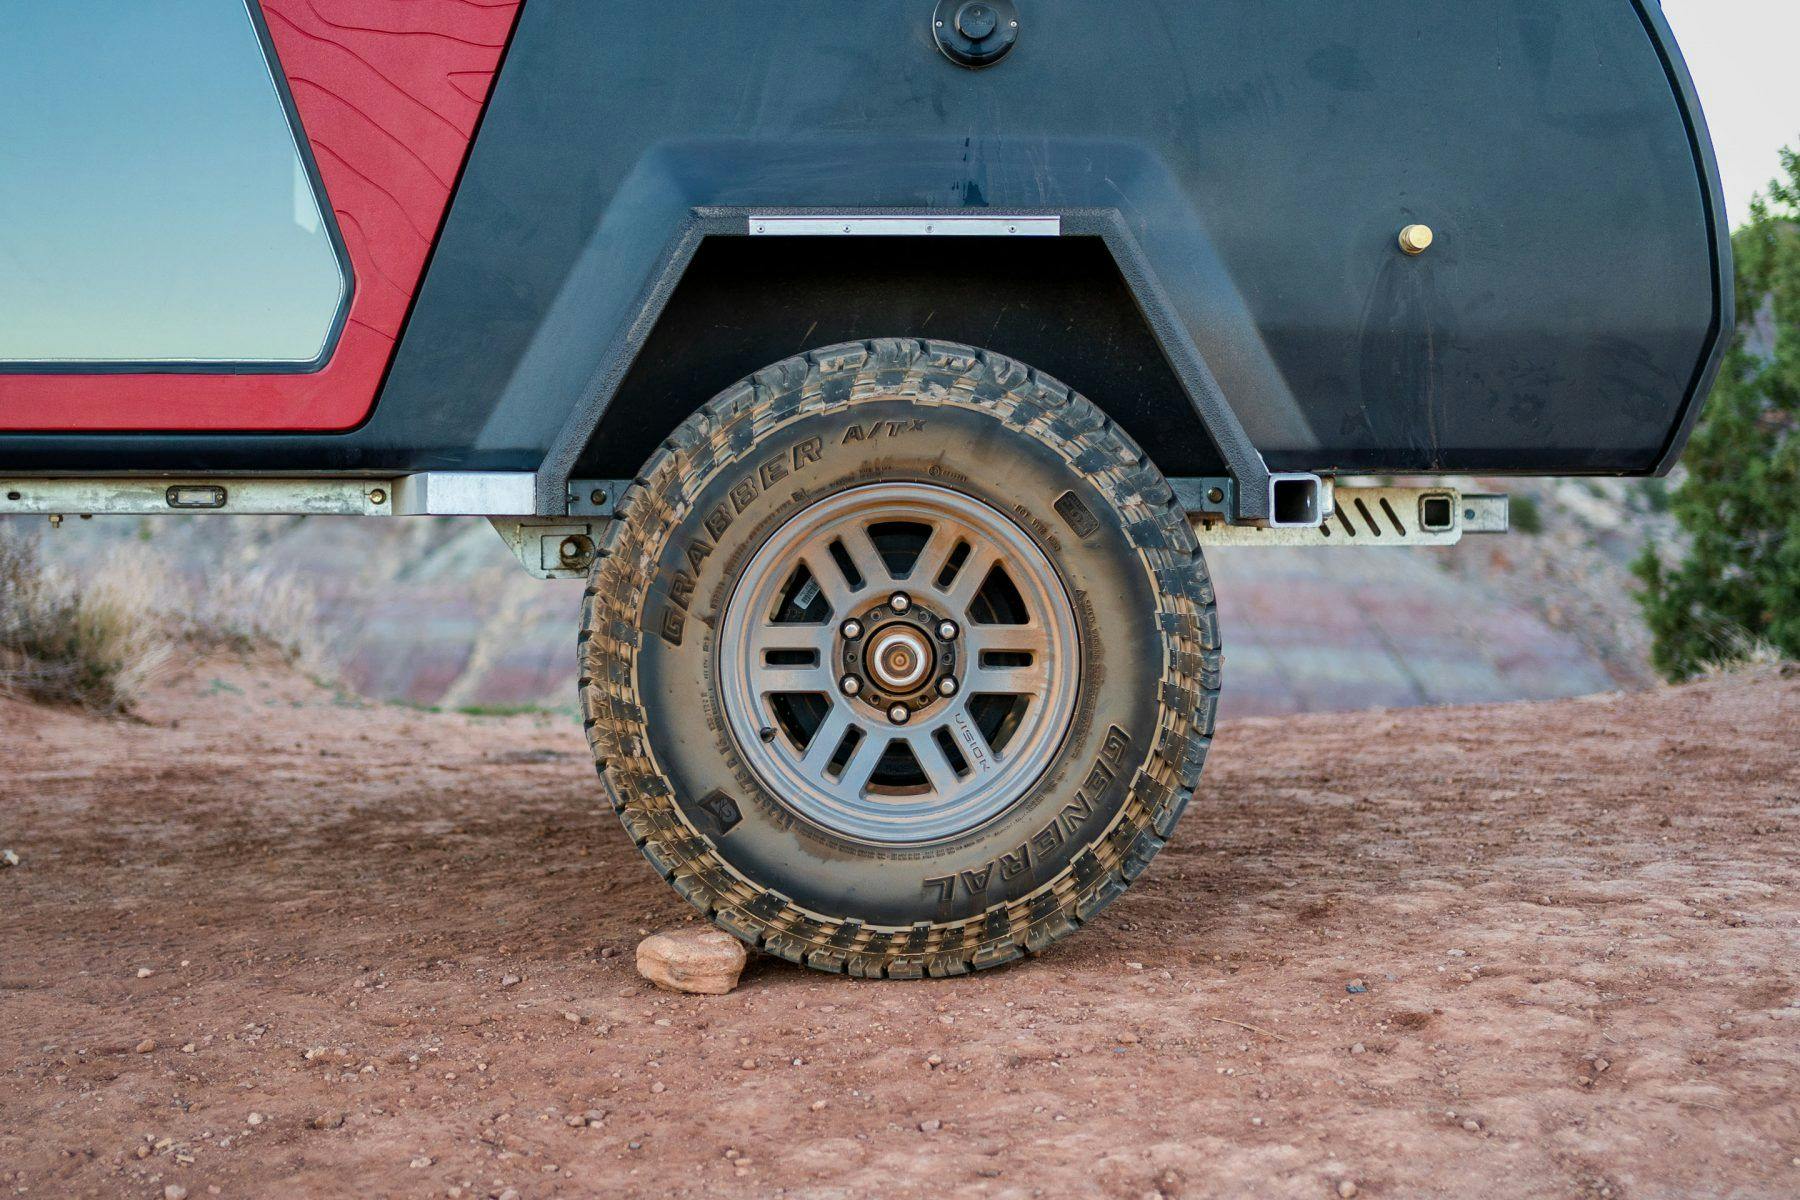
left=0, top=1, right=348, bottom=367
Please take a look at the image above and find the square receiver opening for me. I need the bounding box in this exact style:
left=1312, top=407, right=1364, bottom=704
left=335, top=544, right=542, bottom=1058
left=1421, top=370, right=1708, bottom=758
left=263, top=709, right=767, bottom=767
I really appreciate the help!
left=1420, top=493, right=1455, bottom=532
left=1269, top=476, right=1322, bottom=527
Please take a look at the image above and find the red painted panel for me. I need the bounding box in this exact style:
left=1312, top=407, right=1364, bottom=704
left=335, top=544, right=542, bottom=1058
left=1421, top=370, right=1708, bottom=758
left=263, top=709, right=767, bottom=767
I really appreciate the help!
left=0, top=0, right=520, bottom=433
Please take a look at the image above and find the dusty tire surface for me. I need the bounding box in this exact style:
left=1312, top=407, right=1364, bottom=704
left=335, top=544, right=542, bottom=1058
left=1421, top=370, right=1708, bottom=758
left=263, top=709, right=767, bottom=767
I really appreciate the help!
left=579, top=339, right=1221, bottom=977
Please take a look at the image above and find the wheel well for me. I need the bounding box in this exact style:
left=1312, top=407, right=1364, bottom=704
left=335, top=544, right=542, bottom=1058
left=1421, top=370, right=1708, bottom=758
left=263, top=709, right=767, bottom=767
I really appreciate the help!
left=572, top=235, right=1227, bottom=479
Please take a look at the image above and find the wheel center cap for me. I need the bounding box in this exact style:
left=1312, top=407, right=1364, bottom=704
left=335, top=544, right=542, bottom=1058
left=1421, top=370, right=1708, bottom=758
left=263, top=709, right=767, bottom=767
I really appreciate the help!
left=866, top=625, right=934, bottom=693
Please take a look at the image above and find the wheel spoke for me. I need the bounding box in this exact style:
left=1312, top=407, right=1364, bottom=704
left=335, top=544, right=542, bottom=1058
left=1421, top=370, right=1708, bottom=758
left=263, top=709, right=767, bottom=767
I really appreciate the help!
left=758, top=665, right=830, bottom=695
left=838, top=524, right=891, bottom=590
left=750, top=621, right=835, bottom=695
left=800, top=552, right=859, bottom=616
left=942, top=543, right=1002, bottom=616
left=750, top=621, right=835, bottom=659
left=836, top=728, right=888, bottom=795
left=963, top=622, right=1052, bottom=658
left=902, top=729, right=962, bottom=794
left=799, top=705, right=855, bottom=774
left=910, top=523, right=963, bottom=586
left=963, top=622, right=1052, bottom=694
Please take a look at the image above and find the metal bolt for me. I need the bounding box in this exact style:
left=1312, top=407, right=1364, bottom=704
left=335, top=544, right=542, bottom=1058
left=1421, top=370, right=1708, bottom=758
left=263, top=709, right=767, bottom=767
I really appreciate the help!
left=1207, top=486, right=1225, bottom=504
left=559, top=537, right=587, bottom=564
left=840, top=675, right=862, bottom=697
left=759, top=726, right=776, bottom=743
left=888, top=592, right=912, bottom=614
left=1399, top=223, right=1435, bottom=256
left=841, top=619, right=864, bottom=641
left=887, top=704, right=911, bottom=725
left=368, top=488, right=388, bottom=506
left=938, top=677, right=958, bottom=697
left=937, top=620, right=959, bottom=641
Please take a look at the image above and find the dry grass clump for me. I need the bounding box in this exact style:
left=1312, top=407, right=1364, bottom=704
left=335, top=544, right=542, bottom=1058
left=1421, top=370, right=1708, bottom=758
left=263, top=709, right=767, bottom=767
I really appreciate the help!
left=0, top=522, right=321, bottom=714
left=1696, top=629, right=1795, bottom=680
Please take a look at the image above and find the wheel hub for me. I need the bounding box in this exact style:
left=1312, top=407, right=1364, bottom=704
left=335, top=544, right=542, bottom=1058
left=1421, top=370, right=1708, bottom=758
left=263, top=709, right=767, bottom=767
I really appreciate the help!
left=716, top=482, right=1081, bottom=844
left=866, top=623, right=933, bottom=692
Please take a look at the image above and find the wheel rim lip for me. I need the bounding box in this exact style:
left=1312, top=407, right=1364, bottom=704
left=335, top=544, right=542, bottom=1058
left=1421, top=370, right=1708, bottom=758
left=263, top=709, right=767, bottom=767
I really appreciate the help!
left=717, top=481, right=1081, bottom=845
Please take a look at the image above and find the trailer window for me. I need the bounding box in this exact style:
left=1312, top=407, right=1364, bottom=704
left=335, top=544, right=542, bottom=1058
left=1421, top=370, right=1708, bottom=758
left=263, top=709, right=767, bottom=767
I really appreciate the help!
left=0, top=1, right=349, bottom=371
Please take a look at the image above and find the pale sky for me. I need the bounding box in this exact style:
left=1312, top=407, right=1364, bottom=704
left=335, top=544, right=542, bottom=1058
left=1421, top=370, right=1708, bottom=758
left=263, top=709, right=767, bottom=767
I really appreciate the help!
left=1661, top=0, right=1800, bottom=227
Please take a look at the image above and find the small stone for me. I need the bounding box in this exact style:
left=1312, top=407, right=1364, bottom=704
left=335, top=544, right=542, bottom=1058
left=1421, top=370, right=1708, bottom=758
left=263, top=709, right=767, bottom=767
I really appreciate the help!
left=637, top=929, right=748, bottom=996
left=1462, top=1119, right=1480, bottom=1132
left=919, top=1119, right=942, bottom=1133
left=164, top=1186, right=189, bottom=1200
left=600, top=946, right=619, bottom=959
left=135, top=1038, right=158, bottom=1054
left=563, top=1011, right=584, bottom=1024
left=1346, top=979, right=1367, bottom=994
left=247, top=1112, right=264, bottom=1126
left=1337, top=1182, right=1359, bottom=1199
left=926, top=1054, right=943, bottom=1067
left=309, top=1112, right=346, bottom=1130
left=410, top=1155, right=433, bottom=1169
left=499, top=975, right=521, bottom=988
left=1447, top=949, right=1467, bottom=958
left=1126, top=962, right=1145, bottom=971
left=650, top=1082, right=666, bottom=1094
left=564, top=1115, right=585, bottom=1127
left=1351, top=1042, right=1366, bottom=1055
left=1595, top=1057, right=1610, bottom=1073
left=0, top=849, right=20, bottom=868
left=810, top=1099, right=828, bottom=1111
left=584, top=1110, right=606, bottom=1125
left=137, top=968, right=154, bottom=979
left=134, top=1144, right=152, bottom=1160
left=741, top=1058, right=757, bottom=1070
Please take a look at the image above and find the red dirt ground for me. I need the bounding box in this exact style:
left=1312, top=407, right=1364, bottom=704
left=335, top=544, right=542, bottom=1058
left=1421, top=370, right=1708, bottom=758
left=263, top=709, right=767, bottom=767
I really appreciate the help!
left=2, top=660, right=1797, bottom=1199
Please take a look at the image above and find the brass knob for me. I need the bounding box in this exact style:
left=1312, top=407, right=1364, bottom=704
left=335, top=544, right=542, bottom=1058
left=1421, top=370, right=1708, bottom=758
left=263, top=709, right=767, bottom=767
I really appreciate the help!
left=1399, top=224, right=1435, bottom=256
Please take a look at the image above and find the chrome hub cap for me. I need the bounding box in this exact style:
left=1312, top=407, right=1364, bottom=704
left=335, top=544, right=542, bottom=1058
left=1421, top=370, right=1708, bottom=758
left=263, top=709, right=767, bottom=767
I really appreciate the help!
left=717, top=483, right=1080, bottom=843
left=867, top=623, right=933, bottom=692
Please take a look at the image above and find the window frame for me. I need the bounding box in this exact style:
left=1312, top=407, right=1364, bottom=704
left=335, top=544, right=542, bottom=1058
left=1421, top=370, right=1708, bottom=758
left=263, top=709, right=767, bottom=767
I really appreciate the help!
left=1, top=0, right=355, bottom=376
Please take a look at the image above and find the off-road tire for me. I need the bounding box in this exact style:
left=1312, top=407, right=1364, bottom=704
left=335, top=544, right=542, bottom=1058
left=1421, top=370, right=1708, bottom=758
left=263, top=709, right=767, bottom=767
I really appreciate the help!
left=579, top=339, right=1221, bottom=977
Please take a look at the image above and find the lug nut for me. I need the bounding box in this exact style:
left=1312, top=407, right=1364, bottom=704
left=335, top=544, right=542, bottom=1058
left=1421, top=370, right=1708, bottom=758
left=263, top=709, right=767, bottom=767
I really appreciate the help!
left=888, top=592, right=911, bottom=614
left=937, top=677, right=958, bottom=697
left=840, top=675, right=862, bottom=697
left=841, top=619, right=863, bottom=640
left=937, top=620, right=959, bottom=641
left=887, top=704, right=911, bottom=724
